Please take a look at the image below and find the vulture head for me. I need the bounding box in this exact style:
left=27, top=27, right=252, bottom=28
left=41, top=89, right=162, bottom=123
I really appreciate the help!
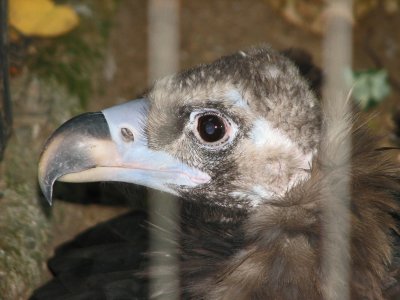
left=39, top=47, right=320, bottom=209
left=37, top=47, right=400, bottom=299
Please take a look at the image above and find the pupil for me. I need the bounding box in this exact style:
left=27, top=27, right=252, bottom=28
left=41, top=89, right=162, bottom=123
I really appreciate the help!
left=205, top=122, right=216, bottom=135
left=198, top=115, right=225, bottom=142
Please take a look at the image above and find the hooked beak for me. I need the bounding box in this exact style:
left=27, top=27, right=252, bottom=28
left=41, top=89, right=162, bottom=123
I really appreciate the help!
left=38, top=98, right=210, bottom=204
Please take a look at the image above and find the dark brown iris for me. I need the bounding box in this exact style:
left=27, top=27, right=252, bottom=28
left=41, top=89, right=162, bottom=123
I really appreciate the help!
left=197, top=115, right=226, bottom=143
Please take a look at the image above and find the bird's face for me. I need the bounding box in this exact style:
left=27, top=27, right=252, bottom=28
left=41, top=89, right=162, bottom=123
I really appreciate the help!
left=39, top=47, right=321, bottom=209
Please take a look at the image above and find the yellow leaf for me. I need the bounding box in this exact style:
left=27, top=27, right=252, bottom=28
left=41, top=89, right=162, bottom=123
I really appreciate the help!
left=9, top=0, right=79, bottom=37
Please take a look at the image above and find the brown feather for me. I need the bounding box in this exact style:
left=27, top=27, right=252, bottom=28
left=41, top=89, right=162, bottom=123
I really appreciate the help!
left=183, top=115, right=400, bottom=300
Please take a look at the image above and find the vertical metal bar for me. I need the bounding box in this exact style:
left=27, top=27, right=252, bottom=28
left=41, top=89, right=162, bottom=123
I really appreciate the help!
left=0, top=0, right=12, bottom=159
left=148, top=0, right=180, bottom=299
left=148, top=0, right=179, bottom=81
left=321, top=1, right=353, bottom=299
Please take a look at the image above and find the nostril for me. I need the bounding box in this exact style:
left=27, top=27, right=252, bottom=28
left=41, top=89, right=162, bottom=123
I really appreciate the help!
left=121, top=127, right=134, bottom=142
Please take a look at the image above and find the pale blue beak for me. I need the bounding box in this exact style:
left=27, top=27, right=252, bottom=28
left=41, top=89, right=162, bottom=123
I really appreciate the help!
left=38, top=99, right=210, bottom=204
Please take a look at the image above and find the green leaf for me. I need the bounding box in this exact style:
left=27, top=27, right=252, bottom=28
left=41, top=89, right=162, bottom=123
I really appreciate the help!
left=345, top=68, right=391, bottom=110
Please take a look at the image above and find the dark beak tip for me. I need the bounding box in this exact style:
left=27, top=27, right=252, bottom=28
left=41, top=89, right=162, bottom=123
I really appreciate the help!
left=45, top=190, right=53, bottom=206
left=38, top=178, right=53, bottom=206
left=37, top=111, right=110, bottom=207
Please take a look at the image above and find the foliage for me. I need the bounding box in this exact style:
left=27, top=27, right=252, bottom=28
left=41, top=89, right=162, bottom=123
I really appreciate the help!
left=345, top=69, right=391, bottom=110
left=25, top=0, right=117, bottom=107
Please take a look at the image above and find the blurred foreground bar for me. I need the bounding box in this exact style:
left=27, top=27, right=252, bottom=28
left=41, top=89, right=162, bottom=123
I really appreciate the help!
left=148, top=0, right=180, bottom=299
left=0, top=0, right=12, bottom=159
left=321, top=1, right=353, bottom=300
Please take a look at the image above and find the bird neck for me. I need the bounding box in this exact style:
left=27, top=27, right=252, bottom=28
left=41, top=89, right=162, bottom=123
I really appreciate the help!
left=181, top=199, right=249, bottom=228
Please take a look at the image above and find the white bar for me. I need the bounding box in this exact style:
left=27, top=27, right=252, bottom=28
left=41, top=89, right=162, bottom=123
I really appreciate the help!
left=148, top=0, right=180, bottom=299
left=148, top=0, right=179, bottom=81
left=321, top=1, right=353, bottom=299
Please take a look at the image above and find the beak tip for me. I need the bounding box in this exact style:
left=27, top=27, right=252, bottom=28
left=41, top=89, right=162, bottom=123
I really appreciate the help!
left=46, top=194, right=53, bottom=206
left=37, top=111, right=110, bottom=207
left=39, top=180, right=53, bottom=206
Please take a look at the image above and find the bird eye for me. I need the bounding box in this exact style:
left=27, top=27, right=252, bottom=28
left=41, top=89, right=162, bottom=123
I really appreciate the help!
left=190, top=109, right=237, bottom=148
left=197, top=114, right=226, bottom=143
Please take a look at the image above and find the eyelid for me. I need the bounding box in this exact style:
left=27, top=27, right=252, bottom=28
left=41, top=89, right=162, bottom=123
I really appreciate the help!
left=189, top=108, right=223, bottom=123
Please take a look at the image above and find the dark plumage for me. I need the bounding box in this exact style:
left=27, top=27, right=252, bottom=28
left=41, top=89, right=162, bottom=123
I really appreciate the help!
left=33, top=47, right=400, bottom=299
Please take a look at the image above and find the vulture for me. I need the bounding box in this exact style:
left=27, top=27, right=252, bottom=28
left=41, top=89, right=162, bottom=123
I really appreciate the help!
left=33, top=47, right=400, bottom=299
